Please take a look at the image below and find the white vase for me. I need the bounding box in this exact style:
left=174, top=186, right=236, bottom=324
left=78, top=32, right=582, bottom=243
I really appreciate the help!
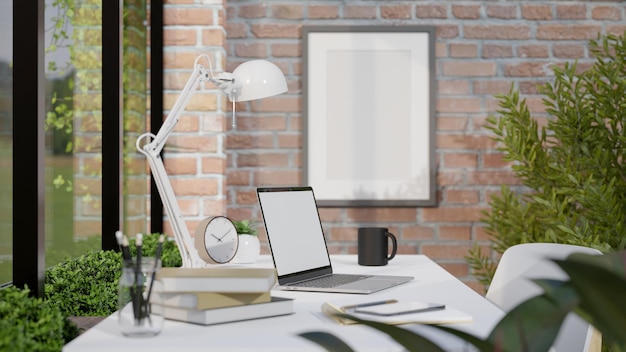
left=233, top=234, right=260, bottom=264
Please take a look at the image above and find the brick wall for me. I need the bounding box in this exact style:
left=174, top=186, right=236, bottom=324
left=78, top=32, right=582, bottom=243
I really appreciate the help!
left=162, top=0, right=626, bottom=292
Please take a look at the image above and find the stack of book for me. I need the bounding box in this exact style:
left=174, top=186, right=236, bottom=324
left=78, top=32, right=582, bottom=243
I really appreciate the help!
left=151, top=267, right=294, bottom=325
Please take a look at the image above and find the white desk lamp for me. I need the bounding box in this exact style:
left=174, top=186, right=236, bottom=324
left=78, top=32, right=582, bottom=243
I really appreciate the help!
left=136, top=54, right=287, bottom=268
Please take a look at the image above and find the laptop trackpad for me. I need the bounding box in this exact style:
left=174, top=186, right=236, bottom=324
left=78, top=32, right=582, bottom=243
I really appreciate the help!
left=339, top=276, right=413, bottom=291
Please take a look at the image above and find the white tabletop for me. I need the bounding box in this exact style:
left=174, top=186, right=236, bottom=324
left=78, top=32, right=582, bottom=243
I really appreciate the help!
left=63, top=255, right=504, bottom=352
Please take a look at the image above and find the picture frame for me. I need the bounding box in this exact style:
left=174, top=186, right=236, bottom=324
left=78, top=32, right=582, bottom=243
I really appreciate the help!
left=302, top=26, right=436, bottom=207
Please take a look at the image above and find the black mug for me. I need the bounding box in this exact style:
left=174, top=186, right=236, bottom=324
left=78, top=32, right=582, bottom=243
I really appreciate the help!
left=358, top=227, right=398, bottom=266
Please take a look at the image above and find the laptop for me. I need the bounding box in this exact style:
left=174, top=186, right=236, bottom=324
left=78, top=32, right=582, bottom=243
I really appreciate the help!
left=257, top=186, right=413, bottom=294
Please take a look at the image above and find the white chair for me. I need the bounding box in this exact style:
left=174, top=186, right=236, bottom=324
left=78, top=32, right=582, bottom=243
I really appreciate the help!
left=485, top=243, right=602, bottom=352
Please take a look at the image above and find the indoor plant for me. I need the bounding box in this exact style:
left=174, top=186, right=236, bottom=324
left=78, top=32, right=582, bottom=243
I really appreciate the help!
left=466, top=31, right=626, bottom=288
left=232, top=220, right=260, bottom=264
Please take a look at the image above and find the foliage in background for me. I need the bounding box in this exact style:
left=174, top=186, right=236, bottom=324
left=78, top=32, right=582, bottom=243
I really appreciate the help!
left=127, top=233, right=182, bottom=268
left=44, top=233, right=181, bottom=317
left=300, top=250, right=626, bottom=352
left=466, top=31, right=626, bottom=287
left=44, top=249, right=122, bottom=317
left=0, top=286, right=78, bottom=352
left=233, top=219, right=258, bottom=236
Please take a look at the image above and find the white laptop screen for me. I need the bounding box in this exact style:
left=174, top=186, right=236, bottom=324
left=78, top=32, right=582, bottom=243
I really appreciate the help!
left=258, top=188, right=331, bottom=277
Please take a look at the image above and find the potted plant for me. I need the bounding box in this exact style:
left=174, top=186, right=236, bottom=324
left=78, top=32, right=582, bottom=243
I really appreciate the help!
left=232, top=220, right=260, bottom=264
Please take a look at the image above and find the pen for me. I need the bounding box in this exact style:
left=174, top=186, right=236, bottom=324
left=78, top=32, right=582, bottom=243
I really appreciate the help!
left=121, top=235, right=132, bottom=261
left=341, top=299, right=398, bottom=310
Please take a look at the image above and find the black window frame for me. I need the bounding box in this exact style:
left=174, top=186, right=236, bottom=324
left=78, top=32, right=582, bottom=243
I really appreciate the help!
left=11, top=0, right=163, bottom=297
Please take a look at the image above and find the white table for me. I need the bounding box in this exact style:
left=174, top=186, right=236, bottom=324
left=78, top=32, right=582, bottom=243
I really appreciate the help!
left=63, top=255, right=504, bottom=352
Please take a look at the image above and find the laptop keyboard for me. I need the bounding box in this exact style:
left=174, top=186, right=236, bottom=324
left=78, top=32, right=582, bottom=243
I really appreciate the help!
left=291, top=274, right=372, bottom=288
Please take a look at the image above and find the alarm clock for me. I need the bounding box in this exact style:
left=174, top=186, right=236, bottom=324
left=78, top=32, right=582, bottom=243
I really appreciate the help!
left=194, top=216, right=239, bottom=264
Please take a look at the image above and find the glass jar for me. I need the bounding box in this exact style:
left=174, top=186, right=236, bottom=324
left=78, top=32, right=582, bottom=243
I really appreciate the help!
left=118, top=257, right=164, bottom=337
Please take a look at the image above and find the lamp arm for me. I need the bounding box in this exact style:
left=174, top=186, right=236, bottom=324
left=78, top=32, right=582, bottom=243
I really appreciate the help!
left=136, top=57, right=217, bottom=268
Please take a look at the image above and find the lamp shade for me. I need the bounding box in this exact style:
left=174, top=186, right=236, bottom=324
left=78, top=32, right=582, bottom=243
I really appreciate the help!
left=231, top=60, right=287, bottom=102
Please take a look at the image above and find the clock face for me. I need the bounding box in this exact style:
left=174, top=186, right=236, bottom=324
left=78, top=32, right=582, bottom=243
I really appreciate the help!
left=194, top=216, right=239, bottom=264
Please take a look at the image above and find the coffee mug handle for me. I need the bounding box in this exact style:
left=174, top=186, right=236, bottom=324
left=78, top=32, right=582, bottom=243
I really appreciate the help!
left=387, top=232, right=398, bottom=260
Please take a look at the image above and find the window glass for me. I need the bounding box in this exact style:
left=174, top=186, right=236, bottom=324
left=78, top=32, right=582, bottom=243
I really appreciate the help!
left=44, top=0, right=102, bottom=266
left=123, top=0, right=149, bottom=236
left=0, top=0, right=12, bottom=285
left=43, top=0, right=149, bottom=269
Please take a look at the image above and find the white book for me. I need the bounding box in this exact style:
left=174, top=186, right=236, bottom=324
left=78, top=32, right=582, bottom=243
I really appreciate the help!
left=155, top=267, right=276, bottom=293
left=152, top=296, right=294, bottom=325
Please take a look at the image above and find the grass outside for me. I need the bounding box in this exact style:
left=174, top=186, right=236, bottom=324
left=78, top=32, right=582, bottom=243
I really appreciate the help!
left=0, top=137, right=98, bottom=284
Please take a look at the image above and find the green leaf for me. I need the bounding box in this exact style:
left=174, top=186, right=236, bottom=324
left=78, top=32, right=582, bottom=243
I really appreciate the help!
left=551, top=251, right=626, bottom=346
left=299, top=332, right=356, bottom=352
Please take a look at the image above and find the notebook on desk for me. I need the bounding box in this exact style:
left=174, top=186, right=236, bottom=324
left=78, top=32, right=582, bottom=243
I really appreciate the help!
left=257, top=186, right=413, bottom=294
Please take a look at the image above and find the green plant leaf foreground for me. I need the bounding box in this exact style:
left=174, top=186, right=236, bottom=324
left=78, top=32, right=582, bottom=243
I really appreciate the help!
left=552, top=251, right=626, bottom=348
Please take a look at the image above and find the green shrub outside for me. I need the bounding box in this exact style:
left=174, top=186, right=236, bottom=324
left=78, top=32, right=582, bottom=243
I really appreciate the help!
left=0, top=286, right=78, bottom=352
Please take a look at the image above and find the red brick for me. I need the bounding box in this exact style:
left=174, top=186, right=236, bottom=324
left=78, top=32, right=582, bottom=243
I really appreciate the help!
left=521, top=5, right=552, bottom=20
left=437, top=116, right=468, bottom=131
left=344, top=5, right=376, bottom=19
left=473, top=80, right=513, bottom=95
left=467, top=170, right=520, bottom=185
left=271, top=43, right=300, bottom=57
left=255, top=170, right=300, bottom=185
left=308, top=5, right=339, bottom=19
left=270, top=5, right=304, bottom=20
left=164, top=8, right=216, bottom=26
left=318, top=208, right=343, bottom=223
left=233, top=42, right=267, bottom=58
left=556, top=4, right=586, bottom=20
left=450, top=43, right=478, bottom=58
left=346, top=208, right=418, bottom=223
left=446, top=190, right=479, bottom=205
left=225, top=23, right=246, bottom=39
left=592, top=6, right=623, bottom=21
left=482, top=153, right=511, bottom=168
left=465, top=25, right=530, bottom=40
left=437, top=97, right=484, bottom=113
left=381, top=4, right=411, bottom=19
left=164, top=29, right=196, bottom=46
left=440, top=226, right=472, bottom=240
left=486, top=5, right=517, bottom=19
left=553, top=44, right=586, bottom=58
left=482, top=44, right=513, bottom=58
left=402, top=226, right=435, bottom=240
left=437, top=134, right=496, bottom=150
left=504, top=62, right=550, bottom=77
left=436, top=25, right=460, bottom=39
left=171, top=178, right=220, bottom=196
left=162, top=156, right=197, bottom=176
left=438, top=80, right=470, bottom=95
left=452, top=4, right=480, bottom=19
left=537, top=25, right=603, bottom=40
left=250, top=24, right=302, bottom=39
left=201, top=157, right=226, bottom=174
left=237, top=152, right=289, bottom=167
left=416, top=4, right=447, bottom=19
left=437, top=170, right=465, bottom=186
left=442, top=62, right=497, bottom=76
left=517, top=44, right=549, bottom=58
left=226, top=170, right=250, bottom=186
left=444, top=153, right=478, bottom=168
left=237, top=4, right=267, bottom=18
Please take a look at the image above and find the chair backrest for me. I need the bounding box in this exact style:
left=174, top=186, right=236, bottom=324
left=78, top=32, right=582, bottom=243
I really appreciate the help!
left=486, top=243, right=602, bottom=352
